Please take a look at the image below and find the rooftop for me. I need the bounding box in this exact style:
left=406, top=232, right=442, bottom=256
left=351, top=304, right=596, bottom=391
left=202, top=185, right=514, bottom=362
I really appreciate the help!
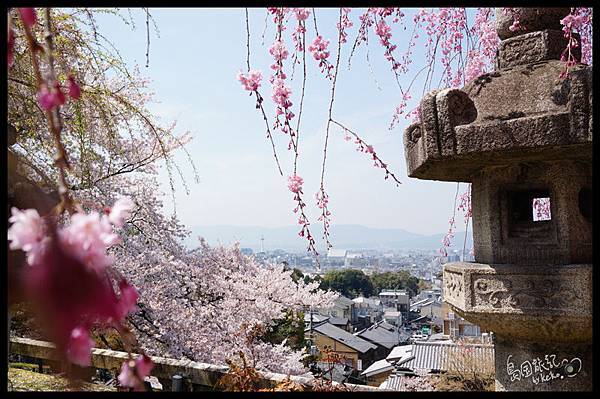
left=360, top=359, right=394, bottom=378
left=355, top=322, right=410, bottom=349
left=310, top=323, right=377, bottom=354
left=396, top=341, right=495, bottom=373
left=386, top=345, right=413, bottom=363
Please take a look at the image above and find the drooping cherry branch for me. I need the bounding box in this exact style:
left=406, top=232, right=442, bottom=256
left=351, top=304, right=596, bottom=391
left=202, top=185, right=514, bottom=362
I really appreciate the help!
left=8, top=7, right=154, bottom=391
left=238, top=7, right=592, bottom=259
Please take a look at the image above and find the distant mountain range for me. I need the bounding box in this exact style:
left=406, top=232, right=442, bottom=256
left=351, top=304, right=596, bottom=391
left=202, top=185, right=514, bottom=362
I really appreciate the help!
left=184, top=224, right=473, bottom=253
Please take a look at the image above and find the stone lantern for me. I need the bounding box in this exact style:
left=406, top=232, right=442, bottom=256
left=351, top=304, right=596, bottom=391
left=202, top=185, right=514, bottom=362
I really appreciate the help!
left=402, top=8, right=592, bottom=391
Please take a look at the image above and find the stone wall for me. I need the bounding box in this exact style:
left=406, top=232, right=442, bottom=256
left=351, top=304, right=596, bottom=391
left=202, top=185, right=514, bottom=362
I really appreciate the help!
left=9, top=336, right=380, bottom=391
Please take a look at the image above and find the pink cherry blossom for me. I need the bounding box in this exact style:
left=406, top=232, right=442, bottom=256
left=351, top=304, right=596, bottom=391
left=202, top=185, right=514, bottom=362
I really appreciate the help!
left=18, top=8, right=37, bottom=28
left=7, top=207, right=47, bottom=265
left=117, top=280, right=139, bottom=321
left=118, top=360, right=137, bottom=388
left=287, top=174, right=303, bottom=193
left=67, top=75, right=81, bottom=99
left=108, top=196, right=135, bottom=228
left=465, top=50, right=486, bottom=83
left=375, top=19, right=392, bottom=45
left=337, top=8, right=353, bottom=44
left=308, top=35, right=330, bottom=62
left=22, top=232, right=124, bottom=367
left=66, top=326, right=94, bottom=366
left=7, top=207, right=45, bottom=253
left=53, top=82, right=66, bottom=106
left=269, top=39, right=289, bottom=62
left=271, top=78, right=293, bottom=108
left=118, top=355, right=154, bottom=390
left=293, top=8, right=311, bottom=21
left=37, top=85, right=56, bottom=111
left=59, top=211, right=120, bottom=273
left=237, top=69, right=262, bottom=92
left=36, top=83, right=66, bottom=111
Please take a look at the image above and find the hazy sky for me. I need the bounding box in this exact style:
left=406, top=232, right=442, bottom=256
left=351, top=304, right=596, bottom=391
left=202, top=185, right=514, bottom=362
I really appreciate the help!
left=94, top=8, right=473, bottom=236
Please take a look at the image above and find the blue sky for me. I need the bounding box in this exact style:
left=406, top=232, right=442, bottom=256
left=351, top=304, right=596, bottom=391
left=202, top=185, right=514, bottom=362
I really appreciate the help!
left=94, top=8, right=473, bottom=236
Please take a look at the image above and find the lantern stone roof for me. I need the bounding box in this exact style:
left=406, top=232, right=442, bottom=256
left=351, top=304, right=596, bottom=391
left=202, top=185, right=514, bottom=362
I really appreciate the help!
left=403, top=8, right=591, bottom=183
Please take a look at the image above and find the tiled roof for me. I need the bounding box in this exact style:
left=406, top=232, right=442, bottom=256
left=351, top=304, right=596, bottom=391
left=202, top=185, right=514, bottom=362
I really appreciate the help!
left=303, top=313, right=329, bottom=324
left=313, top=323, right=377, bottom=353
left=397, top=342, right=494, bottom=373
left=335, top=295, right=355, bottom=306
left=328, top=316, right=349, bottom=326
left=386, top=345, right=413, bottom=362
left=378, top=373, right=408, bottom=390
left=361, top=359, right=394, bottom=377
left=355, top=323, right=410, bottom=349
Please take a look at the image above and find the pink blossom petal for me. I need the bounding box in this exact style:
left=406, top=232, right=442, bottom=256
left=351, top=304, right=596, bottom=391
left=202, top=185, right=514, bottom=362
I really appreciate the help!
left=117, top=280, right=139, bottom=320
left=18, top=8, right=37, bottom=28
left=66, top=326, right=94, bottom=366
left=68, top=75, right=81, bottom=99
left=108, top=197, right=135, bottom=227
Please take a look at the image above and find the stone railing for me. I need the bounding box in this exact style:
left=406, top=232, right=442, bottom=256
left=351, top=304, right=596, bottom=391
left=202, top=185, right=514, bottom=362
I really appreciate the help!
left=9, top=337, right=381, bottom=391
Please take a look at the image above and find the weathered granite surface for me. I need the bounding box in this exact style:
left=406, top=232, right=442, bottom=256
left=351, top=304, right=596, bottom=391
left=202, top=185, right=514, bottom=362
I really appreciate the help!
left=403, top=62, right=592, bottom=182
left=443, top=262, right=592, bottom=342
left=471, top=161, right=591, bottom=265
left=495, top=8, right=571, bottom=40
left=498, top=30, right=580, bottom=69
left=404, top=7, right=593, bottom=392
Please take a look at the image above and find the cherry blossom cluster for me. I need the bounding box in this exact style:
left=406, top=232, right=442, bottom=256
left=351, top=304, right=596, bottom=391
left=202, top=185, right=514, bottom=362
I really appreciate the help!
left=267, top=9, right=297, bottom=150
left=287, top=174, right=303, bottom=193
left=337, top=8, right=353, bottom=44
left=7, top=197, right=153, bottom=389
left=291, top=8, right=310, bottom=55
left=465, top=9, right=499, bottom=83
left=315, top=187, right=332, bottom=249
left=10, top=9, right=82, bottom=110
left=502, top=8, right=525, bottom=32
left=308, top=35, right=334, bottom=78
left=389, top=92, right=412, bottom=129
left=374, top=18, right=401, bottom=72
left=237, top=70, right=262, bottom=92
left=120, top=241, right=336, bottom=374
left=440, top=216, right=456, bottom=257
left=353, top=9, right=375, bottom=49
left=457, top=187, right=472, bottom=222
left=287, top=175, right=318, bottom=256
left=440, top=184, right=472, bottom=257
left=532, top=197, right=551, bottom=221
left=559, top=8, right=592, bottom=78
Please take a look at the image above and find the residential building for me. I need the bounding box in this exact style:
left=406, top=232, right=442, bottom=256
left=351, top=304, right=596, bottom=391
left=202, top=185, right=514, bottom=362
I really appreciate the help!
left=441, top=301, right=487, bottom=338
left=308, top=322, right=378, bottom=373
left=382, top=310, right=402, bottom=327
left=318, top=295, right=358, bottom=329
left=360, top=359, right=395, bottom=386
left=355, top=321, right=410, bottom=361
left=379, top=290, right=411, bottom=322
left=352, top=296, right=383, bottom=328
